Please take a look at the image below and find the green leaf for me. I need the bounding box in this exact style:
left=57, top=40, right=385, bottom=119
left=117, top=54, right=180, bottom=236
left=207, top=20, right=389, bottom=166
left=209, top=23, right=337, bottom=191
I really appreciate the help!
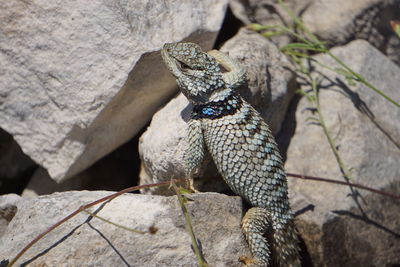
left=281, top=42, right=326, bottom=52
left=295, top=89, right=308, bottom=96
left=334, top=68, right=359, bottom=84
left=345, top=76, right=357, bottom=86
left=282, top=49, right=311, bottom=59
left=178, top=187, right=192, bottom=195
left=391, top=20, right=400, bottom=38
left=83, top=210, right=146, bottom=234
left=296, top=89, right=316, bottom=102
left=261, top=30, right=284, bottom=38
left=247, top=23, right=275, bottom=32
left=334, top=67, right=350, bottom=76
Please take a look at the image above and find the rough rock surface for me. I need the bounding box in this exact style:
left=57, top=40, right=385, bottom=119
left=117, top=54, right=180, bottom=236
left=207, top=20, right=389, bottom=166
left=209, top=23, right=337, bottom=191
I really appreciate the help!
left=0, top=0, right=228, bottom=182
left=301, top=0, right=400, bottom=48
left=229, top=0, right=312, bottom=26
left=284, top=39, right=400, bottom=266
left=229, top=0, right=400, bottom=65
left=229, top=0, right=313, bottom=47
left=0, top=194, right=20, bottom=237
left=139, top=28, right=295, bottom=194
left=0, top=191, right=248, bottom=266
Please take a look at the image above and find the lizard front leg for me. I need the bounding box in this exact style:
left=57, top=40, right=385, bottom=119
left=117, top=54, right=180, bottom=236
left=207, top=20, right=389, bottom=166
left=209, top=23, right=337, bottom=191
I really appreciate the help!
left=184, top=119, right=206, bottom=191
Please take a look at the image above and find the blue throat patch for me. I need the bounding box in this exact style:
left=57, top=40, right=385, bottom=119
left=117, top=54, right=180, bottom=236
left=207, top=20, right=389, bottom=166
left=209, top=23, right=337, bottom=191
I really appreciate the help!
left=192, top=93, right=243, bottom=119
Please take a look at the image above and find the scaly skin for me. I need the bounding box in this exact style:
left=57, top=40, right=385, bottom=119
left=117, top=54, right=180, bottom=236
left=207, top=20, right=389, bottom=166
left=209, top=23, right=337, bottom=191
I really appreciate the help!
left=161, top=42, right=300, bottom=267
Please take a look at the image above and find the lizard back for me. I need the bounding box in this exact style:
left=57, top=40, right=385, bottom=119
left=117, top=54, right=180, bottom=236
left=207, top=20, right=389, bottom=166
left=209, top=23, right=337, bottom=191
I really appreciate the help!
left=193, top=89, right=293, bottom=229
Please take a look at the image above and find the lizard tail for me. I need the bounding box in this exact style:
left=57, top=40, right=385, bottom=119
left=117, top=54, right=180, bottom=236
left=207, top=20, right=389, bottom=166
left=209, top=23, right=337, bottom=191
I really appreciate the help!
left=272, top=220, right=301, bottom=267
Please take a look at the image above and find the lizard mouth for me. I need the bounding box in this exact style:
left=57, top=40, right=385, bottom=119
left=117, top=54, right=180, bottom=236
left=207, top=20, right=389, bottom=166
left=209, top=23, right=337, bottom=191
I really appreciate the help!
left=162, top=42, right=205, bottom=72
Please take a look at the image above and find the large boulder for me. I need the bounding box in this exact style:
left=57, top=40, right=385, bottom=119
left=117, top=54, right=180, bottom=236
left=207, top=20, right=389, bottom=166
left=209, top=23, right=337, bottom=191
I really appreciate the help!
left=0, top=191, right=248, bottom=266
left=284, top=39, right=400, bottom=266
left=229, top=0, right=400, bottom=65
left=301, top=0, right=399, bottom=48
left=0, top=0, right=228, bottom=182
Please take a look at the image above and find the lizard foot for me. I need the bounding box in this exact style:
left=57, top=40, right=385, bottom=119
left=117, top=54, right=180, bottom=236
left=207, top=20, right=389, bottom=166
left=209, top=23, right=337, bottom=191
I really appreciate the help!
left=185, top=177, right=200, bottom=193
left=239, top=255, right=268, bottom=267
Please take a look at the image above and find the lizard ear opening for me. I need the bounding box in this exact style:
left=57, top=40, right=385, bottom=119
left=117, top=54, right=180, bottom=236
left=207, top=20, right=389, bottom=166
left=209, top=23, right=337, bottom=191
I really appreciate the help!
left=218, top=63, right=229, bottom=73
left=207, top=50, right=246, bottom=88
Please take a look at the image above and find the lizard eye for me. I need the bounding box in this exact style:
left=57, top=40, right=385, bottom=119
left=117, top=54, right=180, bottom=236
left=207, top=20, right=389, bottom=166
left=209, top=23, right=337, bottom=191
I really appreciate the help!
left=179, top=62, right=191, bottom=71
left=178, top=61, right=204, bottom=72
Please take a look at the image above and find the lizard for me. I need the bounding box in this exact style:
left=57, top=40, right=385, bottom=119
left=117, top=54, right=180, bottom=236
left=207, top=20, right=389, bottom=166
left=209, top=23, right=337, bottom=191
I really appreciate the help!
left=161, top=42, right=300, bottom=267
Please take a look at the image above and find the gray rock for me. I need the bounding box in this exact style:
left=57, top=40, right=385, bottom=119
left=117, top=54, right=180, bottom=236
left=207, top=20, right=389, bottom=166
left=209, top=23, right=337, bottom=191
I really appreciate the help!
left=229, top=0, right=313, bottom=47
left=139, top=28, right=295, bottom=194
left=301, top=0, right=400, bottom=62
left=284, top=39, right=400, bottom=266
left=302, top=0, right=397, bottom=45
left=229, top=0, right=400, bottom=65
left=139, top=94, right=191, bottom=195
left=0, top=0, right=228, bottom=182
left=0, top=191, right=248, bottom=266
left=0, top=194, right=20, bottom=238
left=230, top=0, right=312, bottom=25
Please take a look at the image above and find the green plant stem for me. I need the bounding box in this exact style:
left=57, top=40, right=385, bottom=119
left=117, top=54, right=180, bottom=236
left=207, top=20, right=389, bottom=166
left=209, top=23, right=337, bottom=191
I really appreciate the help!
left=286, top=173, right=400, bottom=199
left=327, top=51, right=400, bottom=108
left=83, top=210, right=146, bottom=234
left=310, top=77, right=353, bottom=182
left=258, top=0, right=400, bottom=108
left=277, top=0, right=322, bottom=45
left=172, top=182, right=209, bottom=267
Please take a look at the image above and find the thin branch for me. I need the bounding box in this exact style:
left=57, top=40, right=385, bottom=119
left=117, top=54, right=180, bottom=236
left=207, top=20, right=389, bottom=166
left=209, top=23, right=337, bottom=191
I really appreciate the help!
left=82, top=210, right=146, bottom=234
left=287, top=173, right=400, bottom=200
left=326, top=51, right=400, bottom=108
left=8, top=179, right=182, bottom=267
left=311, top=77, right=353, bottom=182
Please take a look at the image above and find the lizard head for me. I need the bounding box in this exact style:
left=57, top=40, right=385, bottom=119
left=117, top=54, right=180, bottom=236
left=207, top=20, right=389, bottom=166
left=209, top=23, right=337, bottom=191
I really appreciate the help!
left=161, top=42, right=226, bottom=104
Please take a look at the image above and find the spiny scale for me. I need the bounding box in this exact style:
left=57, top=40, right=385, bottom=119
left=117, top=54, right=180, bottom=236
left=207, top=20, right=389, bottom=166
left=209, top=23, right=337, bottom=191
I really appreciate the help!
left=162, top=42, right=300, bottom=267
